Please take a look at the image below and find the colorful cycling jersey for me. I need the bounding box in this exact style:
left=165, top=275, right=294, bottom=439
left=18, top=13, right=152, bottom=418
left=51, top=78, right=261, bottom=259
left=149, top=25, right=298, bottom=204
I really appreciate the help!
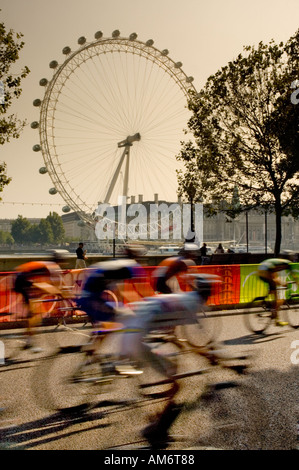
left=79, top=259, right=145, bottom=323
left=14, top=260, right=62, bottom=305
left=152, top=256, right=194, bottom=293
left=80, top=259, right=144, bottom=297
left=14, top=261, right=61, bottom=291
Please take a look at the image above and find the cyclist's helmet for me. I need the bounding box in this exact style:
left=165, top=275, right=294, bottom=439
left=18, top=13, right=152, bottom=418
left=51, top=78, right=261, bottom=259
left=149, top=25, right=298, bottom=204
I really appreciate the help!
left=194, top=274, right=221, bottom=301
left=48, top=249, right=70, bottom=265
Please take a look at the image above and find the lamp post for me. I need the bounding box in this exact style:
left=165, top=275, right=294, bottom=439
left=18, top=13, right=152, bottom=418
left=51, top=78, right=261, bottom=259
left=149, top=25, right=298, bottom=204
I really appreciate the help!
left=245, top=211, right=249, bottom=253
left=185, top=182, right=196, bottom=243
left=265, top=209, right=268, bottom=254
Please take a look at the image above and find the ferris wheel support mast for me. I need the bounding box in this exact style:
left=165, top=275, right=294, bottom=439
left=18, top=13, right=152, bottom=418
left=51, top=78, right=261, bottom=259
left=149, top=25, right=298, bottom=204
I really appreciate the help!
left=103, top=133, right=141, bottom=204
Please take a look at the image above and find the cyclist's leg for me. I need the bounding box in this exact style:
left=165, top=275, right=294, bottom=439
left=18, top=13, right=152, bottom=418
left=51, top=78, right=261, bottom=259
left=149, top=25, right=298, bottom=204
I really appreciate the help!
left=258, top=271, right=277, bottom=314
left=271, top=273, right=288, bottom=326
left=79, top=296, right=117, bottom=355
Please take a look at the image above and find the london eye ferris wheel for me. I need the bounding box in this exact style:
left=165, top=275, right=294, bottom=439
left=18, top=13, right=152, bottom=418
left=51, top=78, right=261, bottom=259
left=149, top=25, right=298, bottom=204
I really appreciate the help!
left=32, top=30, right=197, bottom=227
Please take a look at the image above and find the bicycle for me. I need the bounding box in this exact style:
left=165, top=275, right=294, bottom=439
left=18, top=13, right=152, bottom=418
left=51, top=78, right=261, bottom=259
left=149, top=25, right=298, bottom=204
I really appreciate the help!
left=155, top=273, right=222, bottom=349
left=244, top=282, right=299, bottom=334
left=31, top=275, right=249, bottom=413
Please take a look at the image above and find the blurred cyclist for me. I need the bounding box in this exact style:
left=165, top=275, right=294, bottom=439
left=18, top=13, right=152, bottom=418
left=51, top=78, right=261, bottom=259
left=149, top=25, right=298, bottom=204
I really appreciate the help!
left=78, top=244, right=153, bottom=373
left=14, top=250, right=70, bottom=350
left=78, top=244, right=152, bottom=322
left=257, top=257, right=299, bottom=326
left=78, top=259, right=142, bottom=325
left=152, top=243, right=199, bottom=294
left=135, top=273, right=223, bottom=446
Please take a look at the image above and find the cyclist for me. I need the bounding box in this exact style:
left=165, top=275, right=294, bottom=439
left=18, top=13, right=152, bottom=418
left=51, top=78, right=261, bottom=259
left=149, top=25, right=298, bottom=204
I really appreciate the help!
left=77, top=244, right=153, bottom=373
left=78, top=259, right=143, bottom=325
left=14, top=252, right=67, bottom=350
left=135, top=273, right=222, bottom=445
left=152, top=243, right=199, bottom=294
left=257, top=257, right=299, bottom=326
left=78, top=244, right=151, bottom=323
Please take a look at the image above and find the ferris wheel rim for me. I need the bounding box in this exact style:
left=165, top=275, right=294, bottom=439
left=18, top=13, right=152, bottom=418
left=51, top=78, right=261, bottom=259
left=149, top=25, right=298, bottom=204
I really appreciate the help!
left=34, top=32, right=197, bottom=226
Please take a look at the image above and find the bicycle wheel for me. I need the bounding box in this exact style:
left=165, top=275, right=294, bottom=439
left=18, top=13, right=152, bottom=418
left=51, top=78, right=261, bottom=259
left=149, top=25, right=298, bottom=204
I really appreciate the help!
left=283, top=303, right=299, bottom=329
left=244, top=301, right=272, bottom=334
left=31, top=346, right=100, bottom=411
left=32, top=332, right=140, bottom=412
left=180, top=307, right=222, bottom=348
left=137, top=339, right=179, bottom=398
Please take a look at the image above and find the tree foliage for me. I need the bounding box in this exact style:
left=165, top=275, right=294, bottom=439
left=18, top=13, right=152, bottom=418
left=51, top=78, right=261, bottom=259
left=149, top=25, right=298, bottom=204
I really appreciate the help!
left=0, top=14, right=30, bottom=198
left=0, top=229, right=14, bottom=245
left=11, top=215, right=31, bottom=244
left=177, top=30, right=299, bottom=254
left=0, top=14, right=30, bottom=145
left=46, top=212, right=65, bottom=243
left=11, top=213, right=65, bottom=245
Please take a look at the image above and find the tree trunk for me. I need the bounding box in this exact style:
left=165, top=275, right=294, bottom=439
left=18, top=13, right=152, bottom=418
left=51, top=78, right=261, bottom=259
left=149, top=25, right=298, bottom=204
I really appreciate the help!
left=274, top=202, right=282, bottom=256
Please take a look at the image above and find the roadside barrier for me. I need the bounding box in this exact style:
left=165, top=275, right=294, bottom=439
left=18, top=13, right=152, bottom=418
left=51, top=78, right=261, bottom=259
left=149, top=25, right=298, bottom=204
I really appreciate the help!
left=0, top=263, right=298, bottom=324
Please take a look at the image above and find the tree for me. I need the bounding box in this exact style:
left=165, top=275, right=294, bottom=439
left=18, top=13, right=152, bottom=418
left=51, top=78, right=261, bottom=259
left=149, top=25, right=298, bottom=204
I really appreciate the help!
left=0, top=161, right=11, bottom=198
left=36, top=219, right=53, bottom=244
left=0, top=15, right=30, bottom=198
left=0, top=14, right=30, bottom=145
left=177, top=30, right=299, bottom=255
left=0, top=230, right=14, bottom=245
left=46, top=212, right=65, bottom=244
left=11, top=215, right=31, bottom=243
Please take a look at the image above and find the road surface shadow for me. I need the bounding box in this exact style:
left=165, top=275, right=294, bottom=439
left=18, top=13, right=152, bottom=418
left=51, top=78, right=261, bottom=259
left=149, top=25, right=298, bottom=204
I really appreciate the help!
left=0, top=407, right=109, bottom=449
left=224, top=331, right=285, bottom=346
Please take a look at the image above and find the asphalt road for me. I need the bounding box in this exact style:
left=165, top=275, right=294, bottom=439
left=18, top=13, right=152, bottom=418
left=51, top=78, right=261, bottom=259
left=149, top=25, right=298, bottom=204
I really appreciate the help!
left=0, top=310, right=298, bottom=451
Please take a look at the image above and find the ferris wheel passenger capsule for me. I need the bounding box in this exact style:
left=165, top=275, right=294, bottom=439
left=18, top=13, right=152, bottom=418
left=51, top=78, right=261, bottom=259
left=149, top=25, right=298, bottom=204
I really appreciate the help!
left=49, top=188, right=58, bottom=195
left=33, top=99, right=42, bottom=107
left=62, top=46, right=71, bottom=55
left=31, top=121, right=39, bottom=129
left=186, top=76, right=194, bottom=83
left=112, top=30, right=120, bottom=38
left=175, top=62, right=183, bottom=68
left=129, top=33, right=137, bottom=41
left=78, top=36, right=86, bottom=45
left=161, top=49, right=169, bottom=56
left=94, top=31, right=103, bottom=39
left=39, top=78, right=48, bottom=86
left=32, top=144, right=41, bottom=152
left=39, top=167, right=48, bottom=174
left=49, top=60, right=58, bottom=69
left=146, top=39, right=154, bottom=46
left=62, top=206, right=71, bottom=213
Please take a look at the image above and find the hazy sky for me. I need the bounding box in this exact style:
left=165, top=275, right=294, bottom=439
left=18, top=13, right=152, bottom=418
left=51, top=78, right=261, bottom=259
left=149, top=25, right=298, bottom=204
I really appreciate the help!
left=1, top=0, right=298, bottom=220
